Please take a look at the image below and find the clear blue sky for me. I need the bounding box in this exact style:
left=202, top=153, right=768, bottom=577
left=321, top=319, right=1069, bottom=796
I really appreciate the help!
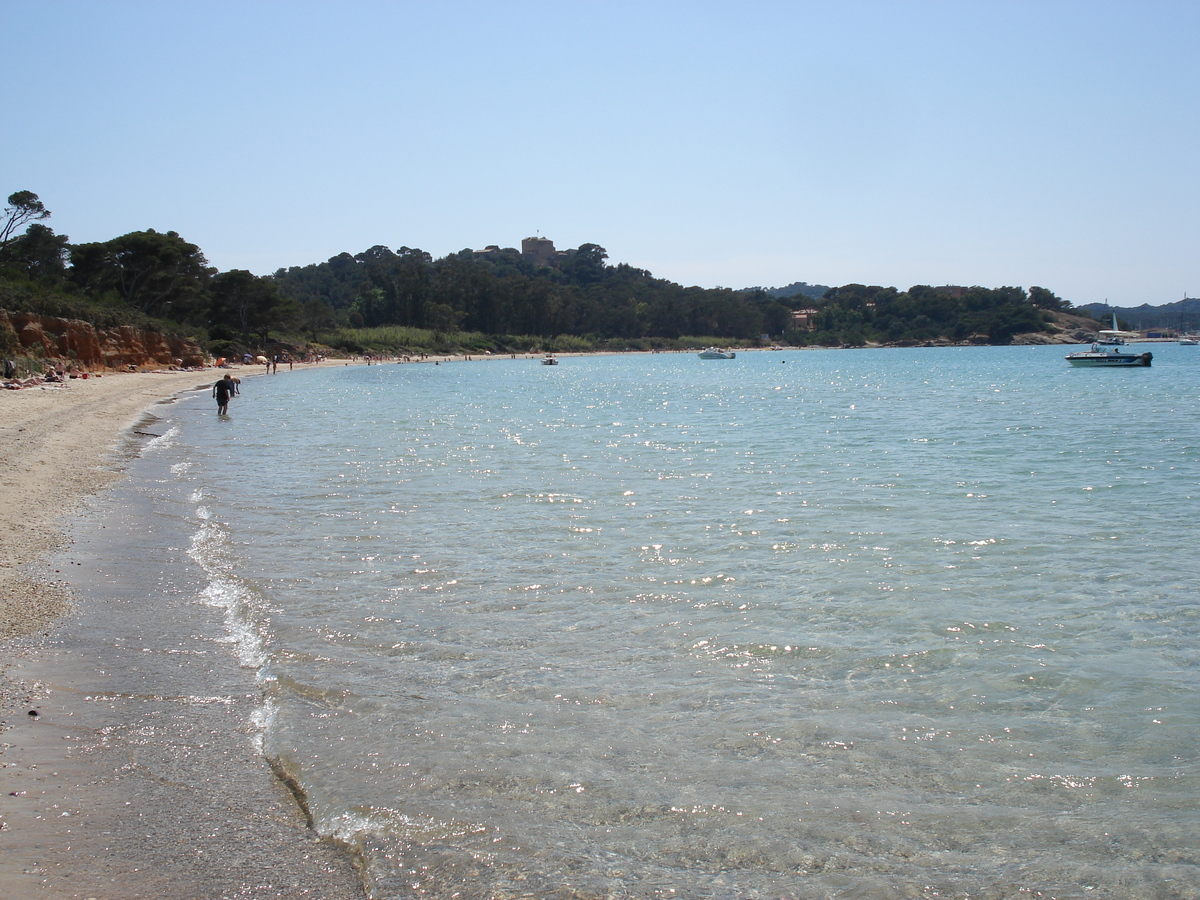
left=5, top=1, right=1197, bottom=306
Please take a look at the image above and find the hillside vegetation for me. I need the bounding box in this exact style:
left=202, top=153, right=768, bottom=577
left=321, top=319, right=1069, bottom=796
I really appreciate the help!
left=2, top=190, right=1101, bottom=364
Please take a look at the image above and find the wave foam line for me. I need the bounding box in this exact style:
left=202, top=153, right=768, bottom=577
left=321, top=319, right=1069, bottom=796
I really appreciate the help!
left=187, top=519, right=271, bottom=674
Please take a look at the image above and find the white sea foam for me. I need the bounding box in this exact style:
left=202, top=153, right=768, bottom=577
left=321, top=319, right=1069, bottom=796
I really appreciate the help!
left=244, top=696, right=277, bottom=753
left=187, top=521, right=270, bottom=673
left=139, top=422, right=181, bottom=454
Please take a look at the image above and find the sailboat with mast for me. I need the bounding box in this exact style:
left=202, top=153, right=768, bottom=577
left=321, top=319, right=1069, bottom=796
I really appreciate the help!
left=1179, top=294, right=1198, bottom=344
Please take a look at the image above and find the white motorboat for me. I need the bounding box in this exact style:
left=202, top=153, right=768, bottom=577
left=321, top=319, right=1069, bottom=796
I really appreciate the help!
left=1179, top=335, right=1198, bottom=345
left=541, top=355, right=558, bottom=365
left=698, top=348, right=736, bottom=359
left=1065, top=345, right=1153, bottom=367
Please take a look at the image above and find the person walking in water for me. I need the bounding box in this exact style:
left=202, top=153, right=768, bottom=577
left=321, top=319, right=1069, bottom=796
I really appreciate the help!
left=213, top=373, right=239, bottom=415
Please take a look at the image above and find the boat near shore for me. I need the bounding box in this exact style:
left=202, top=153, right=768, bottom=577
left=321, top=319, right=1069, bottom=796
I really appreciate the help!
left=1066, top=314, right=1153, bottom=367
left=698, top=348, right=736, bottom=359
left=1094, top=313, right=1140, bottom=345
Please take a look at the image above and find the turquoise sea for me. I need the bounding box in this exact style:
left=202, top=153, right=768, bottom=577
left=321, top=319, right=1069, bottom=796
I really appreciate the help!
left=123, top=345, right=1200, bottom=898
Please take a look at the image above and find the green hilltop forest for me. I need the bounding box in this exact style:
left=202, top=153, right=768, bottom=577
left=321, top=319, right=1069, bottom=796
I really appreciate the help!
left=1, top=190, right=1095, bottom=361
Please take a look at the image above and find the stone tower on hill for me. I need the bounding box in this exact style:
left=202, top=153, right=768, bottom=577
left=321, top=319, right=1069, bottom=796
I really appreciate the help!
left=520, top=237, right=576, bottom=267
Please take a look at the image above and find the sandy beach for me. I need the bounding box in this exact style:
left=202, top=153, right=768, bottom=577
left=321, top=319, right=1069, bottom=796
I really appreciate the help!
left=0, top=367, right=367, bottom=899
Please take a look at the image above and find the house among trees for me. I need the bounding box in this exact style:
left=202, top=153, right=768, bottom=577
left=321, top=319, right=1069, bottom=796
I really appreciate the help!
left=790, top=309, right=820, bottom=331
left=936, top=285, right=967, bottom=298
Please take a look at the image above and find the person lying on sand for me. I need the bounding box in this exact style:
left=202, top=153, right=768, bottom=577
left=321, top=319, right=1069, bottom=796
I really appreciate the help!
left=3, top=374, right=45, bottom=390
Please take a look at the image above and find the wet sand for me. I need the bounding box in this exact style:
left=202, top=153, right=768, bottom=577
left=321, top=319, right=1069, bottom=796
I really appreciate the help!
left=0, top=367, right=366, bottom=899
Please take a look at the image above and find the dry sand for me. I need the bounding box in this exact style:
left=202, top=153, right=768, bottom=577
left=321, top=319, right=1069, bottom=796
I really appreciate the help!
left=0, top=367, right=366, bottom=898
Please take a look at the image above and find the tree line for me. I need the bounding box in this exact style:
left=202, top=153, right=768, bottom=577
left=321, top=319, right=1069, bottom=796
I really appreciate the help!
left=1, top=190, right=1082, bottom=354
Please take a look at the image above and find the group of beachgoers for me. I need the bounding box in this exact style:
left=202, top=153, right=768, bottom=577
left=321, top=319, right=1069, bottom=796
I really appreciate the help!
left=212, top=354, right=309, bottom=413
left=212, top=353, right=310, bottom=413
left=230, top=351, right=323, bottom=373
left=3, top=359, right=92, bottom=390
left=3, top=358, right=220, bottom=390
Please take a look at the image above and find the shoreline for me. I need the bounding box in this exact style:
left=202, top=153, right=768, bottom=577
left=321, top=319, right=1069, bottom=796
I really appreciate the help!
left=0, top=363, right=368, bottom=898
left=0, top=347, right=557, bottom=643
left=0, top=368, right=218, bottom=642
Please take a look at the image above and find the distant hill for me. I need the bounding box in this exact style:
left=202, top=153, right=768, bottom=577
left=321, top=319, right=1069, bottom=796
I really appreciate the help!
left=0, top=189, right=1090, bottom=352
left=752, top=281, right=832, bottom=301
left=1079, top=298, right=1200, bottom=331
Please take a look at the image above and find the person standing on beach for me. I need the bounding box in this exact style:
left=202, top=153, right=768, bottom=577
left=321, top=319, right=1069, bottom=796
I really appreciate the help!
left=213, top=373, right=238, bottom=415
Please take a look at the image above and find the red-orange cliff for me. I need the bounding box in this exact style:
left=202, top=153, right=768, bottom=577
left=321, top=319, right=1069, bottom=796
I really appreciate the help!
left=1, top=311, right=206, bottom=370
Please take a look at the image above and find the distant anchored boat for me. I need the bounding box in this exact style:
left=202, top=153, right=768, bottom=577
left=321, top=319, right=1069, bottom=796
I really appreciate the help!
left=1065, top=345, right=1153, bottom=367
left=1094, top=317, right=1139, bottom=347
left=698, top=348, right=736, bottom=359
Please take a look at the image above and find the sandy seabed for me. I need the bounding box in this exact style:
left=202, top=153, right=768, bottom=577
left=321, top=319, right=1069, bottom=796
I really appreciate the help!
left=0, top=367, right=367, bottom=899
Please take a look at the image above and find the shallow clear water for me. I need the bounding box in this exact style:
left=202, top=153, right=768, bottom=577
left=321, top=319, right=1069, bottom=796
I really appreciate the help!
left=142, top=346, right=1200, bottom=898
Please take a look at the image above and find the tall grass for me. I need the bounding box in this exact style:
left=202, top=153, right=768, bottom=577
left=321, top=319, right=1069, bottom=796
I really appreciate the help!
left=319, top=327, right=617, bottom=356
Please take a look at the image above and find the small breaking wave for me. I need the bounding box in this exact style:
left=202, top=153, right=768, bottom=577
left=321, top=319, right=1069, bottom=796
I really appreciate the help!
left=139, top=422, right=182, bottom=454
left=187, top=519, right=271, bottom=673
